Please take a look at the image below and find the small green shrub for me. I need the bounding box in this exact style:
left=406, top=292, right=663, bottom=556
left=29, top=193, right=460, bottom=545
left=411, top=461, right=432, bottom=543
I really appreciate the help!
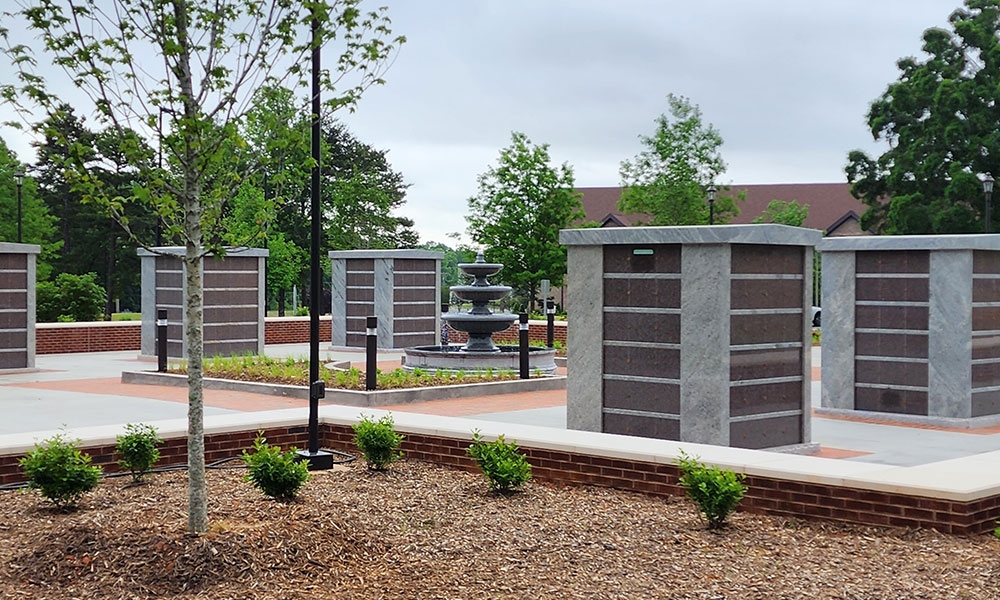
left=353, top=414, right=404, bottom=470
left=116, top=423, right=162, bottom=483
left=35, top=272, right=106, bottom=322
left=467, top=430, right=531, bottom=493
left=676, top=451, right=746, bottom=529
left=242, top=433, right=310, bottom=500
left=20, top=434, right=102, bottom=507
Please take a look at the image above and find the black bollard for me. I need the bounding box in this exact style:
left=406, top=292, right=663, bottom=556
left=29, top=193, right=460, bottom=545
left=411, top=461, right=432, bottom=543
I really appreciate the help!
left=546, top=298, right=555, bottom=348
left=156, top=309, right=168, bottom=373
left=519, top=312, right=529, bottom=379
left=366, top=316, right=378, bottom=391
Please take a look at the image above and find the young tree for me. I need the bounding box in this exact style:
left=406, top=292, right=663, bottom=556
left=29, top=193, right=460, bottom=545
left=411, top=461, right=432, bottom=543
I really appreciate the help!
left=752, top=200, right=810, bottom=227
left=2, top=0, right=402, bottom=532
left=466, top=131, right=585, bottom=311
left=846, top=0, right=1000, bottom=234
left=619, top=94, right=741, bottom=225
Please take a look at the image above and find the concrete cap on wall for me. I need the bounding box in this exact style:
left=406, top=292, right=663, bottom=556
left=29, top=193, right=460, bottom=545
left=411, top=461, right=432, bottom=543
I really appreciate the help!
left=558, top=224, right=822, bottom=246
left=819, top=234, right=1000, bottom=253
left=136, top=246, right=269, bottom=257
left=328, top=249, right=444, bottom=260
left=0, top=242, right=41, bottom=254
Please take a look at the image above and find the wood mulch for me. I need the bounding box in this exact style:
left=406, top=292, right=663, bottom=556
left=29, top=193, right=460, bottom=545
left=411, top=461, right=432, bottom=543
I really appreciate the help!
left=2, top=459, right=1000, bottom=599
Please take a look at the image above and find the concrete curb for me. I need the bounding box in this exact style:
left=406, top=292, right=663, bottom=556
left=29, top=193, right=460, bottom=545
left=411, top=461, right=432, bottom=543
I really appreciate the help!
left=120, top=370, right=567, bottom=407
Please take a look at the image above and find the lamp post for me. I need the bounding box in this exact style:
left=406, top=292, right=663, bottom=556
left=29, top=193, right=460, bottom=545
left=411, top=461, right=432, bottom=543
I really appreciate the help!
left=15, top=167, right=23, bottom=243
left=985, top=174, right=995, bottom=234
left=707, top=185, right=717, bottom=225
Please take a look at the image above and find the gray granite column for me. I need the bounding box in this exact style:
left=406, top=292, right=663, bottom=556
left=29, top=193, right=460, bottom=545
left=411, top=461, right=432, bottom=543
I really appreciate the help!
left=330, top=257, right=347, bottom=347
left=140, top=251, right=156, bottom=356
left=256, top=255, right=267, bottom=353
left=25, top=250, right=37, bottom=368
left=434, top=256, right=443, bottom=345
left=566, top=245, right=603, bottom=432
left=800, top=246, right=814, bottom=440
left=374, top=258, right=394, bottom=349
left=679, top=244, right=730, bottom=445
left=928, top=250, right=973, bottom=418
left=820, top=250, right=855, bottom=410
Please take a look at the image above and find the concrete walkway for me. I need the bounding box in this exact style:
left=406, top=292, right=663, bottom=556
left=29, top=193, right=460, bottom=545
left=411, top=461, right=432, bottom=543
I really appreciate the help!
left=3, top=345, right=1000, bottom=467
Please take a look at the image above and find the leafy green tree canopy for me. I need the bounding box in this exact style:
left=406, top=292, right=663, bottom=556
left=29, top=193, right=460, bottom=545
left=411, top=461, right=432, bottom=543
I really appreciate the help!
left=846, top=0, right=1000, bottom=234
left=466, top=131, right=585, bottom=311
left=752, top=199, right=810, bottom=227
left=619, top=94, right=741, bottom=225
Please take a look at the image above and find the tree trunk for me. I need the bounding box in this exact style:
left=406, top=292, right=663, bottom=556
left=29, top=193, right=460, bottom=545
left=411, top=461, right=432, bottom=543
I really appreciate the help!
left=184, top=203, right=207, bottom=533
left=104, top=225, right=116, bottom=320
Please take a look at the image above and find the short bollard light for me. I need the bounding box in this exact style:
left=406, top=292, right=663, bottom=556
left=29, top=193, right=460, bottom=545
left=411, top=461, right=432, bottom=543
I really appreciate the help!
left=546, top=300, right=556, bottom=348
left=519, top=312, right=529, bottom=379
left=156, top=309, right=168, bottom=373
left=366, top=316, right=377, bottom=391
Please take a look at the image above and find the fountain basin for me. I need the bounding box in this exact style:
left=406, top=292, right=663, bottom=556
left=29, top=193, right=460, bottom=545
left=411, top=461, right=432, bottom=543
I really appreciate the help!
left=403, top=345, right=558, bottom=376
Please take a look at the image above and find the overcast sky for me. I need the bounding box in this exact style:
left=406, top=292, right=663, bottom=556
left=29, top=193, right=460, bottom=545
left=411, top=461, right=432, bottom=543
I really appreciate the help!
left=333, top=0, right=964, bottom=244
left=0, top=1, right=969, bottom=245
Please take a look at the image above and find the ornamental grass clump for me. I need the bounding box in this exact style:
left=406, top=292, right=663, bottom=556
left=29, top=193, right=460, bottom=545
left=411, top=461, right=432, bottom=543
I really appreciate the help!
left=20, top=434, right=102, bottom=508
left=353, top=414, right=404, bottom=470
left=676, top=451, right=746, bottom=529
left=242, top=433, right=310, bottom=501
left=467, top=430, right=531, bottom=493
left=116, top=423, right=162, bottom=484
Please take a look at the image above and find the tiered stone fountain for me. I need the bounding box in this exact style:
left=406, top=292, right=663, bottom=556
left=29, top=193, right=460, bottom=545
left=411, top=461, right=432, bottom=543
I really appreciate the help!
left=403, top=253, right=557, bottom=374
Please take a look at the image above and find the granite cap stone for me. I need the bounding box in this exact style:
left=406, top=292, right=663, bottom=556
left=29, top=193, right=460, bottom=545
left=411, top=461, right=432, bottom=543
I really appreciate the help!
left=137, top=246, right=269, bottom=257
left=559, top=224, right=821, bottom=246
left=328, top=249, right=443, bottom=260
left=819, top=234, right=1000, bottom=252
left=0, top=242, right=41, bottom=254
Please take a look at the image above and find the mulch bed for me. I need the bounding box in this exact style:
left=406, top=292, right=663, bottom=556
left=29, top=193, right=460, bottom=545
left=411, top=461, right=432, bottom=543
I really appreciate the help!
left=2, top=459, right=1000, bottom=599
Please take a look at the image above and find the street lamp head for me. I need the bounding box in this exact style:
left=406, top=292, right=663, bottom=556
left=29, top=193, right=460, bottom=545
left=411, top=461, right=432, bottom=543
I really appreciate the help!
left=707, top=185, right=717, bottom=202
left=984, top=173, right=994, bottom=195
left=14, top=167, right=23, bottom=187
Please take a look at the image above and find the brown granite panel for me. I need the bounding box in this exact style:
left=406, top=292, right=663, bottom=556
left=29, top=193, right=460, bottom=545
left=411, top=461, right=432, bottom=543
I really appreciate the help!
left=204, top=289, right=257, bottom=306
left=394, top=259, right=436, bottom=272
left=204, top=323, right=257, bottom=342
left=855, top=386, right=928, bottom=415
left=346, top=259, right=374, bottom=271
left=730, top=381, right=802, bottom=417
left=973, top=279, right=1000, bottom=303
left=0, top=271, right=26, bottom=288
left=972, top=361, right=1000, bottom=389
left=603, top=345, right=680, bottom=379
left=0, top=254, right=27, bottom=269
left=856, top=277, right=929, bottom=302
left=395, top=288, right=435, bottom=303
left=166, top=339, right=183, bottom=358
left=854, top=305, right=929, bottom=330
left=973, top=307, right=1000, bottom=332
left=155, top=256, right=180, bottom=271
left=394, top=303, right=437, bottom=318
left=974, top=251, right=1000, bottom=274
left=204, top=305, right=257, bottom=324
left=0, top=291, right=26, bottom=310
left=346, top=303, right=375, bottom=317
left=0, top=351, right=27, bottom=369
left=731, top=245, right=802, bottom=275
left=855, top=359, right=928, bottom=387
left=346, top=287, right=374, bottom=303
left=729, top=414, right=801, bottom=449
left=394, top=333, right=435, bottom=346
left=730, top=348, right=800, bottom=381
left=346, top=317, right=367, bottom=334
left=205, top=340, right=257, bottom=357
left=730, top=314, right=801, bottom=345
left=855, top=250, right=929, bottom=274
left=346, top=272, right=374, bottom=287
left=0, top=311, right=27, bottom=329
left=346, top=333, right=366, bottom=347
left=973, top=335, right=1000, bottom=360
left=394, top=318, right=435, bottom=333
left=603, top=312, right=679, bottom=344
left=205, top=257, right=257, bottom=271
left=156, top=289, right=183, bottom=306
left=603, top=279, right=680, bottom=309
left=166, top=323, right=183, bottom=341
left=972, top=390, right=1000, bottom=417
left=205, top=271, right=257, bottom=289
left=155, top=271, right=183, bottom=289
left=0, top=330, right=27, bottom=348
left=603, top=379, right=680, bottom=414
left=604, top=245, right=681, bottom=274
left=602, top=411, right=679, bottom=441
left=393, top=272, right=436, bottom=287
left=731, top=279, right=802, bottom=310
left=855, top=332, right=928, bottom=359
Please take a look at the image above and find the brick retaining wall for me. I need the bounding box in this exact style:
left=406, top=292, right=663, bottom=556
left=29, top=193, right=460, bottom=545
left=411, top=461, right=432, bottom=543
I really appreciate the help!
left=1, top=421, right=996, bottom=535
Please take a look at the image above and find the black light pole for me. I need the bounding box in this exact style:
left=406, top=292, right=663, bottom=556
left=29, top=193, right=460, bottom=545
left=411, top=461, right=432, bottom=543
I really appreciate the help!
left=297, top=8, right=332, bottom=471
left=985, top=174, right=994, bottom=234
left=707, top=185, right=717, bottom=226
left=15, top=167, right=23, bottom=243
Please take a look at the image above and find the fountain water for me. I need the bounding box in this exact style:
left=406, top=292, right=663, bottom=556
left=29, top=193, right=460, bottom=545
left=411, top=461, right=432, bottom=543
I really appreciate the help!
left=402, top=253, right=557, bottom=374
